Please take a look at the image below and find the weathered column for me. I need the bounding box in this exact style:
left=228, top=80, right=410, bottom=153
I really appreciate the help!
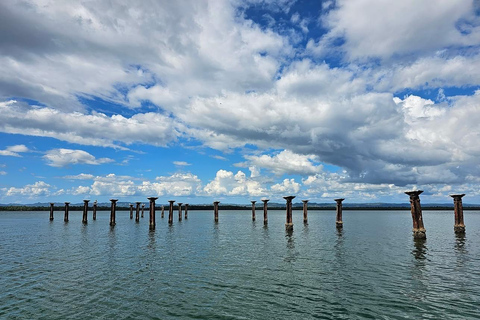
left=161, top=205, right=165, bottom=218
left=64, top=202, right=70, bottom=222
left=251, top=201, right=256, bottom=221
left=129, top=204, right=134, bottom=219
left=178, top=202, right=183, bottom=221
left=141, top=204, right=145, bottom=218
left=168, top=200, right=175, bottom=224
left=82, top=200, right=89, bottom=224
left=135, top=202, right=141, bottom=223
left=262, top=199, right=269, bottom=225
left=335, top=198, right=344, bottom=228
left=284, top=196, right=295, bottom=231
left=93, top=200, right=97, bottom=220
left=214, top=201, right=220, bottom=222
left=302, top=200, right=309, bottom=224
left=110, top=199, right=118, bottom=226
left=405, top=191, right=426, bottom=239
left=147, top=197, right=158, bottom=230
left=450, top=194, right=466, bottom=233
left=184, top=204, right=189, bottom=219
left=49, top=203, right=54, bottom=221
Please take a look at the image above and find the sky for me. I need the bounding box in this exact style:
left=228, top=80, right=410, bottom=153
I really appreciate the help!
left=1, top=0, right=480, bottom=205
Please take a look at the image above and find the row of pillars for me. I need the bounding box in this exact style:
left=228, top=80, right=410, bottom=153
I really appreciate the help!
left=51, top=191, right=468, bottom=238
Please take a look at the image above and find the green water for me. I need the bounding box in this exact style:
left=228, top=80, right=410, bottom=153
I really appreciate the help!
left=1, top=210, right=479, bottom=319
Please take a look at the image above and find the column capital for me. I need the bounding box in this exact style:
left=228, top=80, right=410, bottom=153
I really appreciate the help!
left=334, top=198, right=345, bottom=203
left=148, top=197, right=159, bottom=201
left=177, top=202, right=183, bottom=206
left=302, top=200, right=309, bottom=204
left=262, top=199, right=269, bottom=203
left=65, top=202, right=70, bottom=205
left=404, top=190, right=423, bottom=198
left=251, top=200, right=256, bottom=204
left=110, top=199, right=118, bottom=203
left=168, top=200, right=175, bottom=204
left=283, top=196, right=295, bottom=202
left=83, top=199, right=90, bottom=203
left=450, top=194, right=465, bottom=199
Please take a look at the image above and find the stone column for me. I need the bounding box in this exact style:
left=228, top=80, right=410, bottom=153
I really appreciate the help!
left=49, top=203, right=54, bottom=221
left=251, top=201, right=256, bottom=221
left=82, top=200, right=89, bottom=224
left=161, top=205, right=165, bottom=218
left=178, top=203, right=183, bottom=221
left=184, top=204, right=189, bottom=219
left=168, top=200, right=175, bottom=224
left=405, top=191, right=426, bottom=239
left=129, top=204, right=134, bottom=219
left=135, top=202, right=141, bottom=223
left=214, top=201, right=220, bottom=222
left=450, top=194, right=466, bottom=233
left=262, top=199, right=269, bottom=225
left=64, top=202, right=70, bottom=222
left=335, top=198, right=344, bottom=228
left=141, top=204, right=145, bottom=218
left=110, top=199, right=118, bottom=226
left=93, top=200, right=97, bottom=220
left=284, top=196, right=295, bottom=231
left=302, top=200, right=309, bottom=224
left=148, top=197, right=158, bottom=230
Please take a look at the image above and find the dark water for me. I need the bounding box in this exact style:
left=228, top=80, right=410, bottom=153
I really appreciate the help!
left=1, top=209, right=480, bottom=319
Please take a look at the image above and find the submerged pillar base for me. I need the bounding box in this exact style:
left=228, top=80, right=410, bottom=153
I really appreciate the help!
left=304, top=219, right=308, bottom=224
left=285, top=223, right=293, bottom=231
left=336, top=221, right=343, bottom=228
left=413, top=228, right=426, bottom=239
left=454, top=225, right=466, bottom=234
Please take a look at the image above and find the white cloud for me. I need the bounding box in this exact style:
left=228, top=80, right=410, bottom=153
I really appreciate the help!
left=5, top=181, right=51, bottom=198
left=139, top=173, right=202, bottom=197
left=0, top=171, right=6, bottom=175
left=0, top=144, right=29, bottom=157
left=173, top=161, right=191, bottom=166
left=203, top=169, right=265, bottom=196
left=63, top=173, right=95, bottom=180
left=244, top=150, right=321, bottom=176
left=321, top=0, right=480, bottom=60
left=0, top=100, right=180, bottom=148
left=43, top=149, right=114, bottom=167
left=270, top=178, right=300, bottom=195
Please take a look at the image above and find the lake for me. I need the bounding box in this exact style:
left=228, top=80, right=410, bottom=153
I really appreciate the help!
left=1, top=209, right=479, bottom=319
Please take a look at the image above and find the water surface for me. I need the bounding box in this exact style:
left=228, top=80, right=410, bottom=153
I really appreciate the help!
left=1, top=210, right=479, bottom=319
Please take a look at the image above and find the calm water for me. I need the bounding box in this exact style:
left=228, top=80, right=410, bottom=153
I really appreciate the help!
left=1, top=209, right=480, bottom=319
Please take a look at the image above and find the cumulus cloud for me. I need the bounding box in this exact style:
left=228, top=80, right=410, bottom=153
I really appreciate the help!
left=43, top=149, right=114, bottom=167
left=243, top=149, right=321, bottom=176
left=0, top=100, right=180, bottom=148
left=203, top=169, right=265, bottom=196
left=0, top=171, right=6, bottom=175
left=319, top=0, right=480, bottom=60
left=0, top=144, right=29, bottom=157
left=5, top=181, right=51, bottom=198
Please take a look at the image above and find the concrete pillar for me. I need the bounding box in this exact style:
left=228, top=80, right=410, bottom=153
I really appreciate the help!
left=93, top=200, right=97, bottom=220
left=184, top=204, right=189, bottom=219
left=168, top=200, right=175, bottom=224
left=302, top=200, right=309, bottom=224
left=262, top=199, right=269, bottom=225
left=135, top=202, right=141, bottom=223
left=251, top=201, right=256, bottom=221
left=284, top=196, right=295, bottom=231
left=82, top=200, right=89, bottom=224
left=405, top=191, right=426, bottom=239
left=64, top=202, right=70, bottom=222
left=178, top=203, right=183, bottom=221
left=148, top=197, right=158, bottom=230
left=214, top=201, right=220, bottom=222
left=161, top=205, right=165, bottom=218
left=49, top=203, right=54, bottom=221
left=129, top=204, right=134, bottom=220
left=141, top=204, right=145, bottom=218
left=335, top=198, right=344, bottom=228
left=450, top=194, right=466, bottom=233
left=110, top=199, right=118, bottom=226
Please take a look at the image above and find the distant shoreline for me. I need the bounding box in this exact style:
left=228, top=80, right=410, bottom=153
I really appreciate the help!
left=2, top=205, right=480, bottom=211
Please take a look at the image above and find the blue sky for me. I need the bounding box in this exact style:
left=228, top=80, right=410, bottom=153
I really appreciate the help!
left=1, top=0, right=480, bottom=204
